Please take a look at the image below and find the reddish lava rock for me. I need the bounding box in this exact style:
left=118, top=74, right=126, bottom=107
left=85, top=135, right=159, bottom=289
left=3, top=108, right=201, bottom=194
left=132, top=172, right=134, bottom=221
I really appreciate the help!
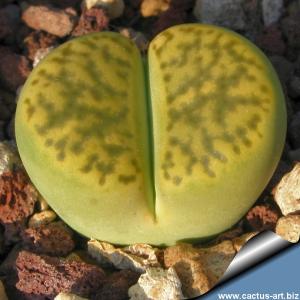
left=0, top=170, right=37, bottom=224
left=256, top=25, right=286, bottom=56
left=72, top=7, right=109, bottom=37
left=0, top=47, right=31, bottom=92
left=23, top=31, right=58, bottom=61
left=16, top=251, right=106, bottom=299
left=245, top=204, right=281, bottom=231
left=22, top=222, right=75, bottom=257
left=92, top=269, right=140, bottom=300
left=0, top=170, right=38, bottom=244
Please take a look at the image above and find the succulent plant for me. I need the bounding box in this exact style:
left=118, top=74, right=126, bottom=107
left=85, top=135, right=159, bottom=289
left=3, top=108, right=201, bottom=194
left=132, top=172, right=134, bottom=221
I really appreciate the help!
left=15, top=24, right=286, bottom=245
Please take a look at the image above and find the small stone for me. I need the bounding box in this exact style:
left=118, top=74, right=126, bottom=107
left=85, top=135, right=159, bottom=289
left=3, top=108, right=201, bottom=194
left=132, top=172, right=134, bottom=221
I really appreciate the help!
left=199, top=240, right=236, bottom=284
left=214, top=226, right=244, bottom=244
left=128, top=267, right=184, bottom=300
left=245, top=204, right=280, bottom=231
left=0, top=4, right=20, bottom=40
left=140, top=0, right=171, bottom=17
left=0, top=47, right=31, bottom=92
left=193, top=0, right=246, bottom=31
left=0, top=281, right=8, bottom=300
left=28, top=210, right=57, bottom=227
left=94, top=269, right=140, bottom=300
left=88, top=240, right=160, bottom=272
left=273, top=163, right=300, bottom=215
left=16, top=250, right=106, bottom=299
left=22, top=221, right=75, bottom=256
left=276, top=215, right=300, bottom=243
left=232, top=232, right=258, bottom=252
left=289, top=76, right=300, bottom=98
left=255, top=25, right=285, bottom=56
left=23, top=31, right=58, bottom=62
left=55, top=292, right=89, bottom=300
left=0, top=170, right=38, bottom=224
left=84, top=0, right=125, bottom=19
left=164, top=243, right=211, bottom=297
left=164, top=241, right=237, bottom=297
left=262, top=0, right=283, bottom=26
left=120, top=28, right=149, bottom=52
left=37, top=195, right=49, bottom=211
left=22, top=5, right=77, bottom=38
left=0, top=169, right=38, bottom=245
left=72, top=7, right=109, bottom=37
left=0, top=141, right=21, bottom=174
left=66, top=252, right=84, bottom=262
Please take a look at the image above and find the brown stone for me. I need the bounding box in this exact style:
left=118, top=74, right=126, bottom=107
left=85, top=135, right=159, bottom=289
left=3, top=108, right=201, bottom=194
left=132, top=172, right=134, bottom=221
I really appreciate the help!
left=140, top=0, right=171, bottom=17
left=164, top=244, right=212, bottom=298
left=22, top=222, right=75, bottom=256
left=276, top=215, right=300, bottom=243
left=16, top=251, right=106, bottom=299
left=164, top=241, right=237, bottom=298
left=273, top=163, right=300, bottom=215
left=22, top=5, right=77, bottom=38
left=72, top=7, right=109, bottom=37
left=0, top=170, right=37, bottom=224
left=245, top=204, right=280, bottom=231
left=23, top=31, right=58, bottom=61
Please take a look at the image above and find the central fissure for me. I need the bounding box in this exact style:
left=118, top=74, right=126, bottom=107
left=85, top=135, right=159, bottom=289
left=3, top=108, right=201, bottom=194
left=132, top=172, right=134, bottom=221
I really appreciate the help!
left=142, top=56, right=157, bottom=220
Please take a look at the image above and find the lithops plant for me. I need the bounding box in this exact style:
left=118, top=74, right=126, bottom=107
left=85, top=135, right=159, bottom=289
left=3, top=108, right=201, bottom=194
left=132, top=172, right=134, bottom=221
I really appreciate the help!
left=15, top=24, right=286, bottom=245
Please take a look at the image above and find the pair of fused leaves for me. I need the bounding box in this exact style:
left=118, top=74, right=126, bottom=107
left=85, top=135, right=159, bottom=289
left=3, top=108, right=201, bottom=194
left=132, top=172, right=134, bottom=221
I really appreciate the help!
left=15, top=24, right=286, bottom=245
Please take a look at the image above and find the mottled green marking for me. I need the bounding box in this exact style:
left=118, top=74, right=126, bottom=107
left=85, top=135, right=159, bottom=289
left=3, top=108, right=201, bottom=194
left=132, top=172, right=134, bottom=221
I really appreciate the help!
left=149, top=25, right=272, bottom=183
left=22, top=33, right=147, bottom=185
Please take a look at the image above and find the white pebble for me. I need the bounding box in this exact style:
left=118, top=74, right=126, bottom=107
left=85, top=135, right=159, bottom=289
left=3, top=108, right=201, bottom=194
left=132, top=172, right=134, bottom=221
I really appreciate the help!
left=55, top=292, right=89, bottom=300
left=28, top=210, right=57, bottom=227
left=83, top=0, right=124, bottom=19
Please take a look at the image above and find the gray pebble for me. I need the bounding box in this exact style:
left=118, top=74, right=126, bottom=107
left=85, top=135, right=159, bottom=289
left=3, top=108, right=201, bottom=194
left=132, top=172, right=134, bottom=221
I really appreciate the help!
left=193, top=0, right=246, bottom=31
left=262, top=0, right=283, bottom=26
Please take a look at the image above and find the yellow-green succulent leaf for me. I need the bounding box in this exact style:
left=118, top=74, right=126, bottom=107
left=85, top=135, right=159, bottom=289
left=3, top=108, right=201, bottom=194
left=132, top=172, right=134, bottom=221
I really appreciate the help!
left=149, top=24, right=286, bottom=239
left=15, top=32, right=156, bottom=244
left=15, top=24, right=286, bottom=245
